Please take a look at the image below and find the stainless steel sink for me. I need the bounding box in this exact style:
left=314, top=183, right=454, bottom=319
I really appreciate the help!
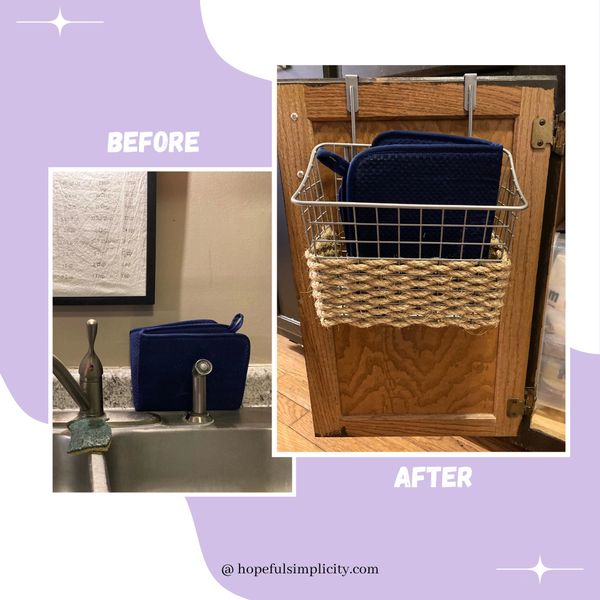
left=53, top=408, right=292, bottom=493
left=53, top=408, right=161, bottom=428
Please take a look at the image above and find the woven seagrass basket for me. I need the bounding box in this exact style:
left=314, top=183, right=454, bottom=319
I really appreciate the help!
left=292, top=142, right=527, bottom=331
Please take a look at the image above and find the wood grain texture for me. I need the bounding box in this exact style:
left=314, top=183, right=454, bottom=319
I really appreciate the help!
left=335, top=326, right=497, bottom=416
left=531, top=406, right=566, bottom=441
left=314, top=118, right=515, bottom=146
left=277, top=337, right=312, bottom=411
left=277, top=81, right=552, bottom=437
left=326, top=115, right=515, bottom=428
left=277, top=85, right=342, bottom=435
left=278, top=372, right=311, bottom=411
left=304, top=82, right=522, bottom=120
left=277, top=420, right=322, bottom=452
left=277, top=336, right=520, bottom=452
left=277, top=336, right=308, bottom=380
left=341, top=414, right=497, bottom=437
left=277, top=394, right=308, bottom=427
left=292, top=412, right=429, bottom=452
left=492, top=86, right=555, bottom=436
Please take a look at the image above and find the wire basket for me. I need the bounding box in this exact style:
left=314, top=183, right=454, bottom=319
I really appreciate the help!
left=292, top=142, right=528, bottom=330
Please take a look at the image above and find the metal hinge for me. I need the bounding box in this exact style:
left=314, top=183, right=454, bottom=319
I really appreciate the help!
left=507, top=386, right=537, bottom=417
left=531, top=112, right=565, bottom=154
left=553, top=111, right=565, bottom=155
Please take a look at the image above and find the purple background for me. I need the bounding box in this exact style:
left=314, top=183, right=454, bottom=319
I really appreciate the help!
left=2, top=2, right=595, bottom=598
left=190, top=352, right=595, bottom=599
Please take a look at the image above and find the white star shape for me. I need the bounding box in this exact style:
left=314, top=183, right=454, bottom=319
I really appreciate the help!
left=17, top=7, right=103, bottom=37
left=497, top=555, right=583, bottom=583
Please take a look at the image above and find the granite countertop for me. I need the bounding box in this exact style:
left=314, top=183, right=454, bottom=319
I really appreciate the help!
left=53, top=365, right=271, bottom=409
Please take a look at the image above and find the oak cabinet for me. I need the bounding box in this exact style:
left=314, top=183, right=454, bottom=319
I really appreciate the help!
left=278, top=76, right=557, bottom=439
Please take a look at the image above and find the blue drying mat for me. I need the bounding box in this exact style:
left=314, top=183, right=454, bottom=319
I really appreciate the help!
left=129, top=314, right=250, bottom=412
left=317, top=131, right=503, bottom=259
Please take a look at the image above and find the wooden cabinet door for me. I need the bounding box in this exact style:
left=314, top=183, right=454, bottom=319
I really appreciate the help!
left=278, top=78, right=554, bottom=437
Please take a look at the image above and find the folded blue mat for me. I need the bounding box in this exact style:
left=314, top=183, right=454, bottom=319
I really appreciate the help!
left=129, top=314, right=250, bottom=412
left=316, top=131, right=503, bottom=259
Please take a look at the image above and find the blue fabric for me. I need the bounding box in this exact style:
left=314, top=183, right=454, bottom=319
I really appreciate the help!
left=371, top=130, right=499, bottom=148
left=129, top=314, right=250, bottom=412
left=315, top=148, right=350, bottom=177
left=316, top=131, right=503, bottom=259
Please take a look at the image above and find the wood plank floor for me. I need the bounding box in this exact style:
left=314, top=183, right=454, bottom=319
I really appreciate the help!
left=277, top=335, right=523, bottom=453
left=531, top=405, right=566, bottom=441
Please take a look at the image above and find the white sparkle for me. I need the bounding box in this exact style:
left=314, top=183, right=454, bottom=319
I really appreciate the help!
left=497, top=555, right=583, bottom=583
left=16, top=7, right=103, bottom=37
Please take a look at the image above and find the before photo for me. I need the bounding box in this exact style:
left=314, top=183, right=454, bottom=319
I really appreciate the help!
left=52, top=170, right=291, bottom=492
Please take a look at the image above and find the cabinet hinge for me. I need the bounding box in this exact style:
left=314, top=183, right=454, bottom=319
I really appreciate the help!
left=552, top=111, right=565, bottom=156
left=507, top=386, right=537, bottom=417
left=531, top=112, right=565, bottom=154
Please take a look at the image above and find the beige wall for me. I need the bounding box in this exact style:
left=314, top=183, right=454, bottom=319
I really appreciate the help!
left=53, top=171, right=271, bottom=366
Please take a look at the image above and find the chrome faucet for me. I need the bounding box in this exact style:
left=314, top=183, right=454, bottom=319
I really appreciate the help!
left=53, top=319, right=105, bottom=418
left=186, top=359, right=214, bottom=425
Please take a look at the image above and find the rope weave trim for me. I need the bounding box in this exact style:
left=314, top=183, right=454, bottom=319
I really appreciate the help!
left=305, top=250, right=511, bottom=330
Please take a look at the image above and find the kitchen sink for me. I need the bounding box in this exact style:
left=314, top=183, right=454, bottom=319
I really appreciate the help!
left=53, top=408, right=292, bottom=493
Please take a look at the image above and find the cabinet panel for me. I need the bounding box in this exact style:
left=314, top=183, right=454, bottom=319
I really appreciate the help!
left=278, top=79, right=553, bottom=437
left=335, top=325, right=496, bottom=417
left=305, top=82, right=522, bottom=120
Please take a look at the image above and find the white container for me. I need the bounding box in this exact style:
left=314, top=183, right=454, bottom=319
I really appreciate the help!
left=537, top=233, right=565, bottom=411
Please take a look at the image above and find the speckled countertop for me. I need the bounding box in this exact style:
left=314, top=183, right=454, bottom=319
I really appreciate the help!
left=53, top=365, right=271, bottom=409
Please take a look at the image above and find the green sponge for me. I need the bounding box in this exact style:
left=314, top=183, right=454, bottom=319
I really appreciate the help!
left=67, top=417, right=112, bottom=455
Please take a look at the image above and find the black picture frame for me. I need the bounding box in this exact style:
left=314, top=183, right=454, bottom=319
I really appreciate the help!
left=53, top=172, right=157, bottom=306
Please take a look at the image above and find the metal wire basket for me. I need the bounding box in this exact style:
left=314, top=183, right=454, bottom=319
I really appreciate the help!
left=292, top=142, right=528, bottom=330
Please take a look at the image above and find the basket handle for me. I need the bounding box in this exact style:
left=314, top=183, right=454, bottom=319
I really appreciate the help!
left=316, top=148, right=350, bottom=177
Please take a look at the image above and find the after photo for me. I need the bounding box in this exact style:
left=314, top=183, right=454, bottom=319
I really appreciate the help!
left=276, top=66, right=565, bottom=453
